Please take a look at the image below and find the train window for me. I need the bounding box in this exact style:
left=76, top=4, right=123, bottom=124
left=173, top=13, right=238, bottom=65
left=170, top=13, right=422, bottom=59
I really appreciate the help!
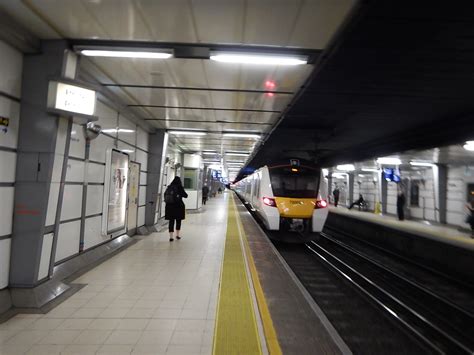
left=269, top=166, right=319, bottom=198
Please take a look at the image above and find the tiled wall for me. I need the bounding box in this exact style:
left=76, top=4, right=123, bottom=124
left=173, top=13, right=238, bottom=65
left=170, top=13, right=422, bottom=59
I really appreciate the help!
left=50, top=101, right=150, bottom=265
left=353, top=174, right=378, bottom=210
left=0, top=41, right=22, bottom=289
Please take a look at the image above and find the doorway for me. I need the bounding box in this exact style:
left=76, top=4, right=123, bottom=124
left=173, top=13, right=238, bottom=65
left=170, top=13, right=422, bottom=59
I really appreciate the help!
left=127, top=161, right=140, bottom=235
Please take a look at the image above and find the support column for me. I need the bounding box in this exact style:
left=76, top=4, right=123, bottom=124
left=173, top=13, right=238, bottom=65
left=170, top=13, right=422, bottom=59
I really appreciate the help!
left=436, top=164, right=448, bottom=224
left=10, top=41, right=76, bottom=293
left=145, top=129, right=167, bottom=228
left=381, top=172, right=388, bottom=214
left=348, top=173, right=354, bottom=205
left=327, top=172, right=333, bottom=204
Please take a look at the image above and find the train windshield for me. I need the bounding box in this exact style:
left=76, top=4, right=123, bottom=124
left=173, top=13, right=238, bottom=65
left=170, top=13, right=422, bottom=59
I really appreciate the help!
left=269, top=166, right=320, bottom=198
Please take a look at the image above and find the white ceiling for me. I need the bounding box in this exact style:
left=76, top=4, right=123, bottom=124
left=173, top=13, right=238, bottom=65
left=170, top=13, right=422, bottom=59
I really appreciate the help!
left=2, top=0, right=354, bottom=177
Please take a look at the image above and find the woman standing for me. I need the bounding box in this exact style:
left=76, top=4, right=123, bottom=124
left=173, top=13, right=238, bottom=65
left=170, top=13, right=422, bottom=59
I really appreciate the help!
left=466, top=201, right=474, bottom=238
left=164, top=176, right=188, bottom=242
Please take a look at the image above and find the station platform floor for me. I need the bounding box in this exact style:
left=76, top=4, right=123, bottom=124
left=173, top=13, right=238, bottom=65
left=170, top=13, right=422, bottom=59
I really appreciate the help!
left=0, top=193, right=347, bottom=355
left=329, top=206, right=474, bottom=250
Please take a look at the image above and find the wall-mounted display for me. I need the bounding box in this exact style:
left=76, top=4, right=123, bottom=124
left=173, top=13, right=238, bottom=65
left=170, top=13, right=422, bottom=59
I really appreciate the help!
left=102, top=149, right=129, bottom=235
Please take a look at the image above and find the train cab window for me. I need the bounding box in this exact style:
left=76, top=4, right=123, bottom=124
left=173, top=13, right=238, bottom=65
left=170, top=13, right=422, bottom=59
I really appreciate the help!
left=269, top=166, right=319, bottom=198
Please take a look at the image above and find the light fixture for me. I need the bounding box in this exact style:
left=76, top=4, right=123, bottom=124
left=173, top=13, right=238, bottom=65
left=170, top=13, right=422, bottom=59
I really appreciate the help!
left=332, top=173, right=348, bottom=178
left=120, top=149, right=134, bottom=153
left=463, top=141, right=474, bottom=151
left=226, top=150, right=250, bottom=154
left=226, top=153, right=249, bottom=157
left=376, top=157, right=402, bottom=165
left=210, top=52, right=307, bottom=66
left=410, top=161, right=435, bottom=167
left=361, top=168, right=379, bottom=172
left=168, top=130, right=207, bottom=136
left=202, top=151, right=218, bottom=155
left=322, top=169, right=329, bottom=176
left=81, top=50, right=172, bottom=59
left=336, top=164, right=355, bottom=171
left=102, top=128, right=135, bottom=133
left=223, top=133, right=260, bottom=139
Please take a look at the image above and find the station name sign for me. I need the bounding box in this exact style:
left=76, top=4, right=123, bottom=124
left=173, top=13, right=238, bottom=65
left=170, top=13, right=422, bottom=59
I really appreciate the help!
left=48, top=80, right=96, bottom=117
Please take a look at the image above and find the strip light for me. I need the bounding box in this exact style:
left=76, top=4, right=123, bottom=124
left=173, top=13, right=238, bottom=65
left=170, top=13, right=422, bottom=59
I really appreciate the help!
left=463, top=141, right=474, bottom=151
left=336, top=164, right=355, bottom=171
left=226, top=153, right=249, bottom=157
left=223, top=133, right=260, bottom=139
left=102, top=128, right=135, bottom=133
left=81, top=50, right=172, bottom=59
left=361, top=168, right=379, bottom=172
left=210, top=53, right=307, bottom=66
left=377, top=157, right=402, bottom=165
left=168, top=130, right=207, bottom=136
left=202, top=152, right=218, bottom=155
left=410, top=161, right=435, bottom=167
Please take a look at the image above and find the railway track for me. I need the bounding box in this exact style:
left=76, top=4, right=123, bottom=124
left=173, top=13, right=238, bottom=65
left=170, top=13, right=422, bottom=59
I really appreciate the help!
left=308, top=230, right=474, bottom=354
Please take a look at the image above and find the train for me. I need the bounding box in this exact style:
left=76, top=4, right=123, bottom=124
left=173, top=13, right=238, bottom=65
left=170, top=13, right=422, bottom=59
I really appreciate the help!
left=233, top=160, right=328, bottom=237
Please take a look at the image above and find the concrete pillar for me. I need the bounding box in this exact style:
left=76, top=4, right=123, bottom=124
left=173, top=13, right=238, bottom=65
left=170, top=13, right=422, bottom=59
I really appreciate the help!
left=9, top=40, right=77, bottom=290
left=327, top=172, right=333, bottom=204
left=145, top=130, right=167, bottom=227
left=381, top=172, right=388, bottom=214
left=436, top=164, right=448, bottom=224
left=348, top=173, right=354, bottom=205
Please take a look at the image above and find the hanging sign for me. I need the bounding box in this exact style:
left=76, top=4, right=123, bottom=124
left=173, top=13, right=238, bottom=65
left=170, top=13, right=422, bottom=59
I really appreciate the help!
left=48, top=80, right=97, bottom=119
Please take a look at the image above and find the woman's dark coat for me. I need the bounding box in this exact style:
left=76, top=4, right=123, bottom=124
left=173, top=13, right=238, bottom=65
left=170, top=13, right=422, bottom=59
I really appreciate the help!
left=165, top=184, right=188, bottom=220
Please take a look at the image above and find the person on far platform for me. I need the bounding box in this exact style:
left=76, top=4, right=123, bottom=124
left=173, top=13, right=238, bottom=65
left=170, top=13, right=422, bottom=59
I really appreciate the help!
left=202, top=184, right=209, bottom=205
left=397, top=191, right=406, bottom=221
left=164, top=176, right=188, bottom=242
left=349, top=194, right=364, bottom=210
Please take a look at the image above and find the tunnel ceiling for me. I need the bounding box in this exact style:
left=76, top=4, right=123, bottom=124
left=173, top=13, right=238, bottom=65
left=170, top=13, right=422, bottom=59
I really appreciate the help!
left=247, top=0, right=474, bottom=175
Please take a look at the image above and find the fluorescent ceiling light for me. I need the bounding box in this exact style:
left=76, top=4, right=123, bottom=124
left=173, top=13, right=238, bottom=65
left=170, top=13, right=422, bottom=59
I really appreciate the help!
left=102, top=128, right=135, bottom=133
left=210, top=53, right=307, bottom=66
left=202, top=152, right=218, bottom=155
left=226, top=150, right=250, bottom=154
left=168, top=130, right=207, bottom=136
left=120, top=149, right=134, bottom=153
left=226, top=153, right=249, bottom=157
left=410, top=161, right=435, bottom=167
left=332, top=173, right=348, bottom=178
left=223, top=133, right=260, bottom=139
left=336, top=164, right=355, bottom=171
left=81, top=50, right=172, bottom=59
left=377, top=157, right=401, bottom=165
left=361, top=168, right=378, bottom=172
left=322, top=169, right=328, bottom=176
left=463, top=141, right=474, bottom=151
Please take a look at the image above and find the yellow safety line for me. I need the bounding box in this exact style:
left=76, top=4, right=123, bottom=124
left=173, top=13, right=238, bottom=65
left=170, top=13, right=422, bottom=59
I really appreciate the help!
left=213, top=197, right=262, bottom=355
left=236, top=202, right=283, bottom=355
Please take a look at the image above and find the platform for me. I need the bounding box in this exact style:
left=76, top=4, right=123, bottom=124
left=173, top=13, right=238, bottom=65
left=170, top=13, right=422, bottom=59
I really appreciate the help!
left=0, top=193, right=348, bottom=355
left=329, top=207, right=474, bottom=250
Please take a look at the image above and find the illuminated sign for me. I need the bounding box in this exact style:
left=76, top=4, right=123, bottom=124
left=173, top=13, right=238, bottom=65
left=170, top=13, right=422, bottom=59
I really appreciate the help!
left=48, top=81, right=96, bottom=117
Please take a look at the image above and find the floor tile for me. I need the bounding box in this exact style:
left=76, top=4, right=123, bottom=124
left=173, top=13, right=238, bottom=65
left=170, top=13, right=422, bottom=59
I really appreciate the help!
left=73, top=329, right=112, bottom=344
left=87, top=318, right=121, bottom=330
left=170, top=331, right=203, bottom=346
left=60, top=318, right=94, bottom=330
left=5, top=330, right=48, bottom=345
left=116, top=319, right=149, bottom=330
left=97, top=344, right=134, bottom=354
left=104, top=330, right=142, bottom=345
left=26, top=318, right=64, bottom=331
left=136, top=330, right=173, bottom=345
left=146, top=319, right=177, bottom=331
left=61, top=344, right=100, bottom=354
left=38, top=330, right=81, bottom=345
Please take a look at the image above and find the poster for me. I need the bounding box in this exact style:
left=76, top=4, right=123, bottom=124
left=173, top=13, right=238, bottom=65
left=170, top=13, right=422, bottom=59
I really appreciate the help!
left=103, top=149, right=129, bottom=234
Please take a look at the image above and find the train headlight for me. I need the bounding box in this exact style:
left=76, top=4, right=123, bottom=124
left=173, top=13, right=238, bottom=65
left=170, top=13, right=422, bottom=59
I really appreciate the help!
left=263, top=197, right=277, bottom=207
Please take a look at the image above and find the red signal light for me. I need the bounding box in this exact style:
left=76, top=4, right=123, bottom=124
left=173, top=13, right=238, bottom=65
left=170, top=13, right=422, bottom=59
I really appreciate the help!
left=263, top=197, right=277, bottom=207
left=315, top=199, right=328, bottom=209
left=265, top=80, right=276, bottom=88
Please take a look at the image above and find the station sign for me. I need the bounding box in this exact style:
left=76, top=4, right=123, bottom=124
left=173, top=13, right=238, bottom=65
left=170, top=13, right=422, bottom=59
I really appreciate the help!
left=48, top=80, right=97, bottom=121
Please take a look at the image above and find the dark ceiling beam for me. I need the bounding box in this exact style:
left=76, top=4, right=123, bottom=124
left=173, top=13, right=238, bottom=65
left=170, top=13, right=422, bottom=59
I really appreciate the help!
left=70, top=39, right=322, bottom=63
left=146, top=118, right=272, bottom=126
left=129, top=104, right=280, bottom=113
left=101, top=83, right=293, bottom=95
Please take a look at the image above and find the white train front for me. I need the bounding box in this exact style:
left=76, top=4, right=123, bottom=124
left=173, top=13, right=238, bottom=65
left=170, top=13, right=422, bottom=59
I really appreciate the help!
left=234, top=162, right=328, bottom=235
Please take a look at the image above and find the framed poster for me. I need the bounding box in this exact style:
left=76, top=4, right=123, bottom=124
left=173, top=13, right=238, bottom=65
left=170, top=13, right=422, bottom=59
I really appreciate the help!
left=102, top=149, right=129, bottom=235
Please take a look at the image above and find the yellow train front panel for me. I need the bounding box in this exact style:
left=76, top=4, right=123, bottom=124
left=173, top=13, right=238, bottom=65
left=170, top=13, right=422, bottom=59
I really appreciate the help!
left=274, top=197, right=316, bottom=219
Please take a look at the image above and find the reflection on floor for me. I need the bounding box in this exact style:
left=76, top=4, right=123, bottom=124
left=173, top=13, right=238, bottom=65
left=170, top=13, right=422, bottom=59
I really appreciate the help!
left=0, top=195, right=228, bottom=355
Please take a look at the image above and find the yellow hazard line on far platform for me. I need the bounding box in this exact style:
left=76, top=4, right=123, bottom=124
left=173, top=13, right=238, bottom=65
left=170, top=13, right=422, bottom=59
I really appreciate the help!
left=213, top=196, right=262, bottom=355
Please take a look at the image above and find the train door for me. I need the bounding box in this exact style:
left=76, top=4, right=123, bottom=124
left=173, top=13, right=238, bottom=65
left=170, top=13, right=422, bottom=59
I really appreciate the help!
left=127, top=162, right=140, bottom=235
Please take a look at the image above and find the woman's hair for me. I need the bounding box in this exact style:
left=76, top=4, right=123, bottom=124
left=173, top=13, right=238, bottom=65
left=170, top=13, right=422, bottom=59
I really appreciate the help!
left=170, top=176, right=182, bottom=187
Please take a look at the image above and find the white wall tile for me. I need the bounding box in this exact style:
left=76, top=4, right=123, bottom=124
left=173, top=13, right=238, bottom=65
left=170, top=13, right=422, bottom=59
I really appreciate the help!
left=96, top=101, right=117, bottom=130
left=117, top=141, right=136, bottom=161
left=118, top=118, right=136, bottom=145
left=60, top=185, right=82, bottom=221
left=87, top=162, right=105, bottom=183
left=51, top=153, right=65, bottom=183
left=138, top=206, right=145, bottom=227
left=136, top=149, right=148, bottom=171
left=86, top=185, right=103, bottom=216
left=0, top=40, right=23, bottom=97
left=45, top=183, right=60, bottom=226
left=140, top=172, right=147, bottom=185
left=65, top=159, right=85, bottom=183
left=84, top=215, right=108, bottom=250
left=0, top=97, right=20, bottom=149
left=0, top=150, right=16, bottom=182
left=89, top=134, right=115, bottom=163
left=69, top=124, right=85, bottom=159
left=38, top=233, right=53, bottom=281
left=55, top=220, right=80, bottom=262
left=137, top=127, right=149, bottom=151
left=0, top=187, right=14, bottom=236
left=139, top=186, right=146, bottom=206
left=0, top=238, right=11, bottom=289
